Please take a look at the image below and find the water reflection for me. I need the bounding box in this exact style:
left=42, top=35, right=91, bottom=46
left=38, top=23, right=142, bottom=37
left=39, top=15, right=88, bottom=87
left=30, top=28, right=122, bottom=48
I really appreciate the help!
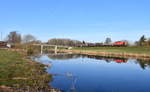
left=136, top=59, right=150, bottom=69
left=47, top=54, right=82, bottom=60
left=84, top=55, right=128, bottom=63
left=46, top=53, right=150, bottom=69
left=36, top=53, right=150, bottom=92
left=85, top=55, right=150, bottom=69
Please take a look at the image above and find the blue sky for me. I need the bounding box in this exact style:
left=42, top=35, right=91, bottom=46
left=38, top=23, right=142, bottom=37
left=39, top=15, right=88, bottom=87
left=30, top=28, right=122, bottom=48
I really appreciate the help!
left=0, top=0, right=150, bottom=42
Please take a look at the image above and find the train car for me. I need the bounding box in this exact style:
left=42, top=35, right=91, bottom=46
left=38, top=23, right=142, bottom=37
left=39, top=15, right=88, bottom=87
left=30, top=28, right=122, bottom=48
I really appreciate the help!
left=95, top=43, right=103, bottom=47
left=77, top=41, right=128, bottom=47
left=113, top=41, right=127, bottom=46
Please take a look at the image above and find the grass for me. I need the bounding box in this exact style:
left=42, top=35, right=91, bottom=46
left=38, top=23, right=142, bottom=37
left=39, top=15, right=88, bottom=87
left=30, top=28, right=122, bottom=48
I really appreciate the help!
left=0, top=49, right=52, bottom=92
left=74, top=46, right=150, bottom=55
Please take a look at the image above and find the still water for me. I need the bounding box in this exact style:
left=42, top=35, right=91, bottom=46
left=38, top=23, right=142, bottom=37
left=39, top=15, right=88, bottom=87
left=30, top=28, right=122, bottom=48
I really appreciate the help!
left=35, top=54, right=150, bottom=92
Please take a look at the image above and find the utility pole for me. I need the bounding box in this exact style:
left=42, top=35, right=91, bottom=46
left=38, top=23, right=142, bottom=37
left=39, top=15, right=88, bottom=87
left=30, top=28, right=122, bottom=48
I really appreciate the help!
left=0, top=32, right=2, bottom=41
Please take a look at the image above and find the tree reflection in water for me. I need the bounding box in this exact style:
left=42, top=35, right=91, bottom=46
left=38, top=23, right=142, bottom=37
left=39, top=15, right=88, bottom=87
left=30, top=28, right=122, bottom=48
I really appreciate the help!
left=84, top=55, right=150, bottom=69
left=47, top=53, right=150, bottom=70
left=48, top=54, right=82, bottom=60
left=136, top=59, right=150, bottom=69
left=84, top=55, right=128, bottom=63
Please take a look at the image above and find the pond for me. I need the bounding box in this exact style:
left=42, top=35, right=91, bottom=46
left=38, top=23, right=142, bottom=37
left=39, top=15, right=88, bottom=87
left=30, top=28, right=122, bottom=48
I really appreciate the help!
left=34, top=53, right=150, bottom=92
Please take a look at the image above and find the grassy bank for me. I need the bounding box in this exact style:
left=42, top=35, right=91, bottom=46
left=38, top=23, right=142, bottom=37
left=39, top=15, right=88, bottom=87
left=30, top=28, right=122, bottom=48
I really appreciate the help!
left=52, top=46, right=150, bottom=59
left=0, top=49, right=57, bottom=92
left=74, top=46, right=150, bottom=55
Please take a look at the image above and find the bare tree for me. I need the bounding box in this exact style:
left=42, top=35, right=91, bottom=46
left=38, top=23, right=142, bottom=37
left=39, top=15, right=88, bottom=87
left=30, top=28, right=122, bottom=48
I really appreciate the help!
left=6, top=31, right=21, bottom=44
left=138, top=35, right=146, bottom=46
left=104, top=37, right=112, bottom=45
left=22, top=34, right=36, bottom=43
left=48, top=38, right=82, bottom=46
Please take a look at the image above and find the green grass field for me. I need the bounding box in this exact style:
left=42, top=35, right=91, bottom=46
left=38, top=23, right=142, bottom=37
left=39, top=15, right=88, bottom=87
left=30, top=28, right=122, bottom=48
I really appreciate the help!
left=0, top=49, right=51, bottom=91
left=74, top=46, right=150, bottom=55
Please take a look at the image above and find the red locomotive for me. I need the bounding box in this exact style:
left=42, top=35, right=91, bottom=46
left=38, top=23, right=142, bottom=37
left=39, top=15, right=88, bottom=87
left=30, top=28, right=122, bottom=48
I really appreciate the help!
left=113, top=41, right=127, bottom=46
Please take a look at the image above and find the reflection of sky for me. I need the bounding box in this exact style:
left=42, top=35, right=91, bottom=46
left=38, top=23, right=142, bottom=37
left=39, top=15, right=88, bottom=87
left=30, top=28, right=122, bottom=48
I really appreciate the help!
left=37, top=55, right=150, bottom=92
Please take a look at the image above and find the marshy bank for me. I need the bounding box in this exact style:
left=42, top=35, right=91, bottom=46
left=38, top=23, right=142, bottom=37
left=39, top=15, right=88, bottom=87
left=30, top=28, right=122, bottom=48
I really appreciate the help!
left=0, top=49, right=60, bottom=92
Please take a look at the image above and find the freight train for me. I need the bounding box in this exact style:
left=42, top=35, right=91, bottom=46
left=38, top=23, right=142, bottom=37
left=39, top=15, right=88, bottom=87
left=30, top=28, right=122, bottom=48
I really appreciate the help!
left=81, top=41, right=128, bottom=47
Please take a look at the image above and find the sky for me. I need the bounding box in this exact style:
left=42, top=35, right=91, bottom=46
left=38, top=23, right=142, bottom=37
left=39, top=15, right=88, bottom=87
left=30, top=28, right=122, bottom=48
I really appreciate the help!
left=0, top=0, right=150, bottom=42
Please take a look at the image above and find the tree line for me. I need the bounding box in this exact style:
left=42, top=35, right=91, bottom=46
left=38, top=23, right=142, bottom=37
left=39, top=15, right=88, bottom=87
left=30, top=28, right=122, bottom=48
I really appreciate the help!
left=4, top=31, right=150, bottom=47
left=48, top=38, right=83, bottom=46
left=5, top=31, right=41, bottom=45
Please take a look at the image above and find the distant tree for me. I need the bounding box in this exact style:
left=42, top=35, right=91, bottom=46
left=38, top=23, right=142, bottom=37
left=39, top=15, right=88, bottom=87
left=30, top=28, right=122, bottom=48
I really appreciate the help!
left=6, top=31, right=21, bottom=44
left=48, top=38, right=82, bottom=46
left=105, top=38, right=112, bottom=45
left=82, top=40, right=86, bottom=44
left=22, top=34, right=36, bottom=43
left=32, top=40, right=42, bottom=44
left=138, top=35, right=146, bottom=46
